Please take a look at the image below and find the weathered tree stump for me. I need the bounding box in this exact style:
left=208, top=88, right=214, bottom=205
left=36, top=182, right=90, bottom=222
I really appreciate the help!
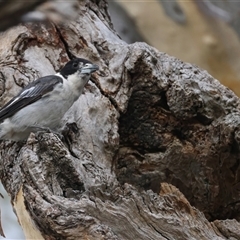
left=0, top=1, right=239, bottom=239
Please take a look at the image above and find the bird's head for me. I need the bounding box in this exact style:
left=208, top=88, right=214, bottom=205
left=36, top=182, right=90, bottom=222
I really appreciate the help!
left=60, top=58, right=99, bottom=79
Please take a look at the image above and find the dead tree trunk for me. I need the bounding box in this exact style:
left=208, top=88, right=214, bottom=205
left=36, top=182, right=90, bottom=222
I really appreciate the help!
left=0, top=0, right=239, bottom=239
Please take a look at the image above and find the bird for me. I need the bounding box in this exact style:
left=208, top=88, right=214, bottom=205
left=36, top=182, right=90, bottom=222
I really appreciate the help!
left=0, top=58, right=99, bottom=141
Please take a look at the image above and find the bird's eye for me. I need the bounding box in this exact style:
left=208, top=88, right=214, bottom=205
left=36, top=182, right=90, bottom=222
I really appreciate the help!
left=73, top=62, right=78, bottom=68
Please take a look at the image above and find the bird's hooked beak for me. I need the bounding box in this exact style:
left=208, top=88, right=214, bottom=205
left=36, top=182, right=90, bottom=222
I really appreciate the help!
left=80, top=63, right=99, bottom=74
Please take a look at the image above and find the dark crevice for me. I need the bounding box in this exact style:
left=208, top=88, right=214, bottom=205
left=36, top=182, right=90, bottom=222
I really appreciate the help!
left=171, top=128, right=187, bottom=141
left=54, top=24, right=75, bottom=60
left=158, top=91, right=170, bottom=111
left=195, top=112, right=213, bottom=125
left=0, top=71, right=5, bottom=97
left=90, top=74, right=121, bottom=113
left=231, top=138, right=240, bottom=154
left=121, top=143, right=167, bottom=155
left=230, top=158, right=240, bottom=177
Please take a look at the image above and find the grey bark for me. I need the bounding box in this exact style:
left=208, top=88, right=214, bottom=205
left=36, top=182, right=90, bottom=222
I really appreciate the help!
left=0, top=0, right=239, bottom=239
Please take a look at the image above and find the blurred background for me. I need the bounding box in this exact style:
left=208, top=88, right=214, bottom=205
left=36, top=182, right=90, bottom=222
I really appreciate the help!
left=109, top=0, right=240, bottom=96
left=1, top=0, right=240, bottom=239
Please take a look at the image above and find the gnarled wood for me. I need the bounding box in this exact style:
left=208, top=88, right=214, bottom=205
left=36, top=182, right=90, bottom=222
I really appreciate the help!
left=0, top=0, right=239, bottom=239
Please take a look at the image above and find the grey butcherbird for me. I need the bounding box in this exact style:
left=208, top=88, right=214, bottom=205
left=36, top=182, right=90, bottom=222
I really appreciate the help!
left=0, top=58, right=99, bottom=141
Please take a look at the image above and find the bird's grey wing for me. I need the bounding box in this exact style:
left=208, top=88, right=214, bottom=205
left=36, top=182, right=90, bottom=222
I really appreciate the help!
left=0, top=75, right=63, bottom=122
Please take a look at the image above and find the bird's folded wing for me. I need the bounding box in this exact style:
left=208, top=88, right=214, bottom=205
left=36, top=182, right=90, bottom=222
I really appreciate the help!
left=0, top=75, right=63, bottom=122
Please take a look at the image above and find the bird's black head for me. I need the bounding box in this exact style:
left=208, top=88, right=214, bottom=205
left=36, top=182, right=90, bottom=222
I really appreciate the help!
left=60, top=58, right=99, bottom=78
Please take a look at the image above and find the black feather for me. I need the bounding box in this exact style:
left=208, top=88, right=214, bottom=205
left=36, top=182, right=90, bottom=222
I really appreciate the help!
left=0, top=75, right=63, bottom=122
